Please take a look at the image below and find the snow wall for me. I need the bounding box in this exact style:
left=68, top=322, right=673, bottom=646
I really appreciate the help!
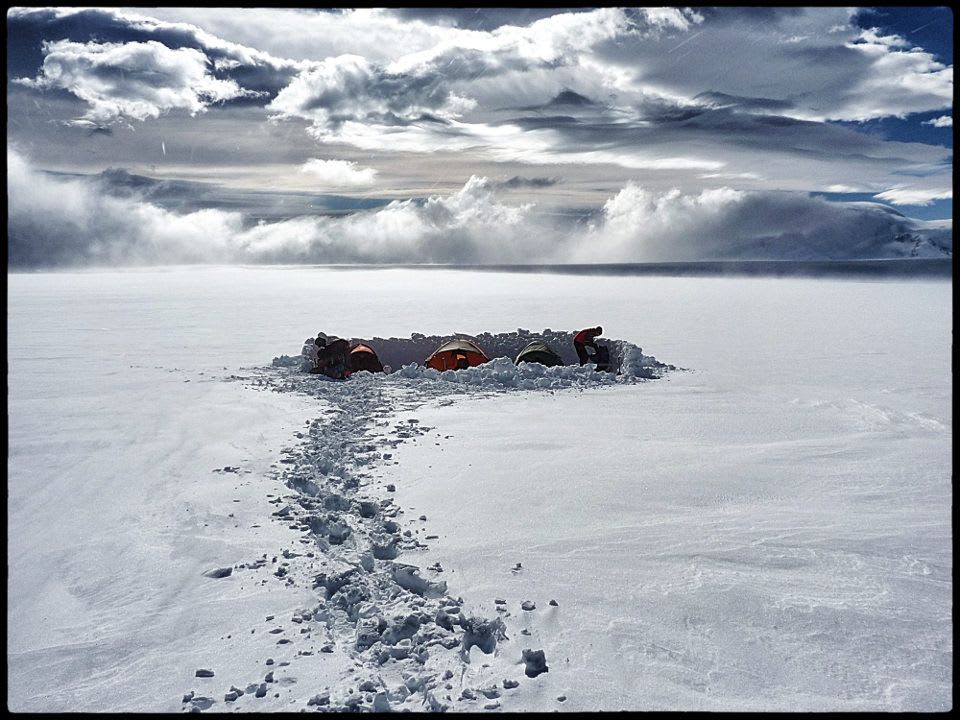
left=274, top=329, right=671, bottom=382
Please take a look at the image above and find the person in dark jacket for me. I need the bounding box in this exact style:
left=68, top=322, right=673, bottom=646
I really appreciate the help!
left=324, top=337, right=352, bottom=380
left=573, top=326, right=603, bottom=366
left=312, top=335, right=352, bottom=379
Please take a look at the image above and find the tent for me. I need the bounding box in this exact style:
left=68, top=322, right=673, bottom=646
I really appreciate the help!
left=515, top=340, right=563, bottom=367
left=425, top=339, right=490, bottom=371
left=349, top=343, right=384, bottom=373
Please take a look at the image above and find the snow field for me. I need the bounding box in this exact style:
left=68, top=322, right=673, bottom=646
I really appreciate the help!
left=7, top=266, right=952, bottom=712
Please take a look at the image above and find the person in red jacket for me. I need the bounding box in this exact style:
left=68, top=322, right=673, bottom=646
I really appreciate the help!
left=573, top=326, right=603, bottom=366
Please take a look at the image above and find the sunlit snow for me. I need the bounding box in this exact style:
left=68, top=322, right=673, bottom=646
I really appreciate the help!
left=7, top=266, right=952, bottom=712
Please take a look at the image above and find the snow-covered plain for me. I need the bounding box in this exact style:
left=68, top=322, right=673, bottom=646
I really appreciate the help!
left=7, top=266, right=952, bottom=712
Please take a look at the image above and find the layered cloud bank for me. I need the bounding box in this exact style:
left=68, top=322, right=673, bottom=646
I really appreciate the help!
left=7, top=7, right=952, bottom=209
left=8, top=149, right=951, bottom=268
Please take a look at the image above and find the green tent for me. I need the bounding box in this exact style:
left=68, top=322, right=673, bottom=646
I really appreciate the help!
left=515, top=340, right=563, bottom=367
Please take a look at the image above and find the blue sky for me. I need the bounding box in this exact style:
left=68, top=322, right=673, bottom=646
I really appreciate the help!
left=6, top=7, right=953, bottom=265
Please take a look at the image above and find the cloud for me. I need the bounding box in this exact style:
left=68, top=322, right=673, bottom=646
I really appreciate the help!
left=873, top=187, right=953, bottom=206
left=266, top=8, right=647, bottom=129
left=267, top=53, right=475, bottom=127
left=7, top=7, right=304, bottom=105
left=257, top=6, right=952, bottom=186
left=120, top=7, right=485, bottom=65
left=591, top=8, right=952, bottom=123
left=7, top=147, right=244, bottom=267
left=577, top=183, right=952, bottom=261
left=922, top=115, right=952, bottom=128
left=265, top=7, right=709, bottom=136
left=830, top=27, right=954, bottom=121
left=387, top=8, right=573, bottom=33
left=10, top=5, right=952, bottom=205
left=299, top=158, right=378, bottom=187
left=14, top=39, right=259, bottom=124
left=8, top=149, right=950, bottom=268
left=7, top=148, right=561, bottom=266
left=493, top=176, right=561, bottom=189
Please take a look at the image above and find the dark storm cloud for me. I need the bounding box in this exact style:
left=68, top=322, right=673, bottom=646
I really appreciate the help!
left=526, top=106, right=941, bottom=167
left=693, top=7, right=806, bottom=24
left=498, top=116, right=580, bottom=130
left=509, top=89, right=598, bottom=112
left=692, top=92, right=795, bottom=114
left=493, top=176, right=562, bottom=189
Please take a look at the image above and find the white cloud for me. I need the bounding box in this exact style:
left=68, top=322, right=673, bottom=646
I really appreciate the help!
left=8, top=6, right=303, bottom=71
left=14, top=40, right=258, bottom=124
left=8, top=149, right=951, bottom=268
left=576, top=182, right=951, bottom=262
left=232, top=175, right=547, bottom=263
left=258, top=6, right=953, bottom=176
left=590, top=9, right=952, bottom=123
left=299, top=159, right=378, bottom=187
left=7, top=146, right=243, bottom=265
left=7, top=148, right=557, bottom=265
left=11, top=5, right=952, bottom=196
left=833, top=28, right=953, bottom=121
left=873, top=187, right=953, bottom=206
left=305, top=117, right=725, bottom=173
left=267, top=53, right=476, bottom=126
left=267, top=8, right=641, bottom=128
left=923, top=115, right=953, bottom=128
left=827, top=184, right=869, bottom=193
left=637, top=8, right=703, bottom=33
left=117, top=7, right=472, bottom=65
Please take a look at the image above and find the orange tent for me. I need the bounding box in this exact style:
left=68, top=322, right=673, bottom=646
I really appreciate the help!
left=349, top=343, right=384, bottom=373
left=425, top=339, right=490, bottom=371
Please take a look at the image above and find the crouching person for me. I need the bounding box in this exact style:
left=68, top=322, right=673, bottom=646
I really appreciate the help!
left=313, top=336, right=352, bottom=380
left=301, top=334, right=324, bottom=371
left=573, top=326, right=603, bottom=366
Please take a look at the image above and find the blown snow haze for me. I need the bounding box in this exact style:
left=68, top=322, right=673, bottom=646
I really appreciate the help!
left=6, top=148, right=952, bottom=267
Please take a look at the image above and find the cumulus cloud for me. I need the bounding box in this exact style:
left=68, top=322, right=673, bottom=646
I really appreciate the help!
left=266, top=8, right=648, bottom=129
left=7, top=148, right=561, bottom=266
left=14, top=40, right=259, bottom=124
left=299, top=159, right=378, bottom=187
left=256, top=5, right=953, bottom=183
left=8, top=149, right=951, bottom=269
left=831, top=27, right=954, bottom=122
left=267, top=53, right=475, bottom=127
left=265, top=7, right=709, bottom=142
left=7, top=6, right=304, bottom=93
left=9, top=5, right=952, bottom=205
left=7, top=147, right=244, bottom=266
left=922, top=115, right=952, bottom=128
left=576, top=183, right=952, bottom=261
left=873, top=187, right=953, bottom=206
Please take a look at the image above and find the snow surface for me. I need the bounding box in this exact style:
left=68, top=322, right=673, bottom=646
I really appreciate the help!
left=7, top=266, right=952, bottom=712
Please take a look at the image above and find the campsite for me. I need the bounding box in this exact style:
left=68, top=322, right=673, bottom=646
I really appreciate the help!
left=299, top=332, right=612, bottom=377
left=8, top=265, right=951, bottom=712
left=6, top=5, right=952, bottom=715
